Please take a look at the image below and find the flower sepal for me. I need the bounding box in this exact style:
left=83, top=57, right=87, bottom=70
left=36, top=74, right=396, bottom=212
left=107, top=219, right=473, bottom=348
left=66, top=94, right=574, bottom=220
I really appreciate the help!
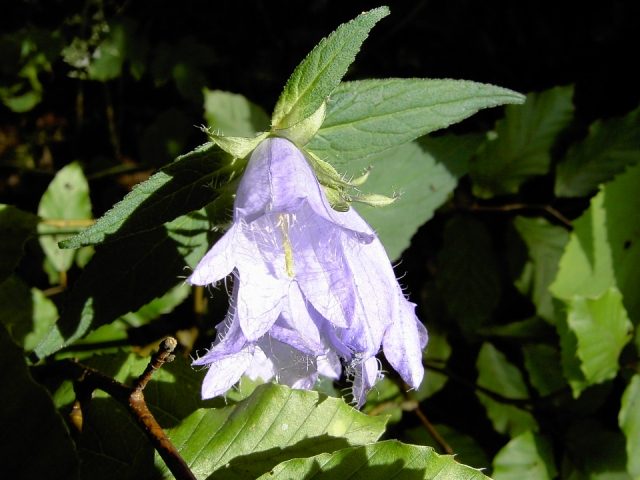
left=204, top=128, right=269, bottom=160
left=272, top=101, right=326, bottom=147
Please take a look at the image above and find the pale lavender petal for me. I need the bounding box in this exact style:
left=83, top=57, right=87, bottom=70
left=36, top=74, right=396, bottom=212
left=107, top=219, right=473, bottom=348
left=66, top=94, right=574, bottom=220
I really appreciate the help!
left=244, top=348, right=276, bottom=382
left=200, top=346, right=254, bottom=399
left=317, top=351, right=342, bottom=379
left=188, top=224, right=240, bottom=286
left=382, top=297, right=427, bottom=389
left=235, top=267, right=286, bottom=341
left=256, top=338, right=318, bottom=389
left=352, top=356, right=381, bottom=407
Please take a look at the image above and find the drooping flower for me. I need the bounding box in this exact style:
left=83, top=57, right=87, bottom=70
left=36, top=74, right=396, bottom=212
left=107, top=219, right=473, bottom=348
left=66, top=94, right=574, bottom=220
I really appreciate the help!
left=189, top=137, right=427, bottom=406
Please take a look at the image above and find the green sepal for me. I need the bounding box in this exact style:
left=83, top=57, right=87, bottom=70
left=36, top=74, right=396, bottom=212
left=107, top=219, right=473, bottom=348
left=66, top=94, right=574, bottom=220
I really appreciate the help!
left=206, top=129, right=269, bottom=159
left=273, top=101, right=326, bottom=147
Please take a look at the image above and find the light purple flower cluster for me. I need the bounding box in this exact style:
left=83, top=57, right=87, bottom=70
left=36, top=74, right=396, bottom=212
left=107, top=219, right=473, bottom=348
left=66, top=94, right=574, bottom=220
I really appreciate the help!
left=188, top=137, right=427, bottom=406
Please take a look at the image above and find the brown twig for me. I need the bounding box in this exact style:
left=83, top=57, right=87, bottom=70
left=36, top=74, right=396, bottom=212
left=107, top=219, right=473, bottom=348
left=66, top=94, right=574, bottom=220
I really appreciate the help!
left=46, top=337, right=196, bottom=480
left=468, top=202, right=573, bottom=229
left=413, top=404, right=454, bottom=455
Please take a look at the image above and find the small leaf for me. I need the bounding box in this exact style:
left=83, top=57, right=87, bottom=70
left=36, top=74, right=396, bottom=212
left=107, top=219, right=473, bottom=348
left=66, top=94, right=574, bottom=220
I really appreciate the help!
left=272, top=7, right=389, bottom=129
left=257, top=440, right=491, bottom=479
left=555, top=106, right=640, bottom=197
left=0, top=204, right=38, bottom=283
left=204, top=89, right=270, bottom=137
left=513, top=216, right=569, bottom=322
left=0, top=324, right=79, bottom=479
left=522, top=344, right=566, bottom=397
left=60, top=143, right=232, bottom=249
left=160, top=383, right=387, bottom=479
left=619, top=374, right=640, bottom=479
left=437, top=217, right=502, bottom=334
left=307, top=78, right=523, bottom=166
left=470, top=85, right=574, bottom=197
left=476, top=342, right=537, bottom=437
left=492, top=431, right=557, bottom=480
left=0, top=276, right=58, bottom=352
left=38, top=162, right=92, bottom=272
left=35, top=211, right=210, bottom=358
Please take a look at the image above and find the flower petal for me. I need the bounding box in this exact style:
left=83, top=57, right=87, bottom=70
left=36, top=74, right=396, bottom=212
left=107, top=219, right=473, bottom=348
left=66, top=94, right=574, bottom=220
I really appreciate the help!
left=382, top=297, right=427, bottom=389
left=352, top=356, right=381, bottom=407
left=235, top=267, right=286, bottom=341
left=200, top=346, right=254, bottom=399
left=188, top=224, right=239, bottom=285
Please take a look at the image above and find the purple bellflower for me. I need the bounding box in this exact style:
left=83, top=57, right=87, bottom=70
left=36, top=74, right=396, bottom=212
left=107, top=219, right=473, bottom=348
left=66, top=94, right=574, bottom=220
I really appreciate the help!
left=188, top=137, right=427, bottom=406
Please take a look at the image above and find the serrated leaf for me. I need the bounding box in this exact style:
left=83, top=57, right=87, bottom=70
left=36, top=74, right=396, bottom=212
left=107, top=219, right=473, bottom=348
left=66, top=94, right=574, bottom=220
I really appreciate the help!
left=555, top=106, right=640, bottom=197
left=0, top=204, right=38, bottom=283
left=619, top=374, right=640, bottom=479
left=159, top=383, right=387, bottom=479
left=272, top=7, right=389, bottom=129
left=307, top=78, right=523, bottom=166
left=61, top=143, right=232, bottom=249
left=35, top=211, right=209, bottom=358
left=347, top=140, right=461, bottom=259
left=476, top=343, right=537, bottom=437
left=257, top=440, right=490, bottom=479
left=513, top=216, right=569, bottom=322
left=204, top=89, right=269, bottom=137
left=0, top=324, right=79, bottom=479
left=522, top=344, right=566, bottom=396
left=470, top=85, right=574, bottom=197
left=0, top=276, right=58, bottom=352
left=566, top=288, right=632, bottom=392
left=492, top=431, right=557, bottom=480
left=437, top=216, right=502, bottom=334
left=38, top=162, right=92, bottom=272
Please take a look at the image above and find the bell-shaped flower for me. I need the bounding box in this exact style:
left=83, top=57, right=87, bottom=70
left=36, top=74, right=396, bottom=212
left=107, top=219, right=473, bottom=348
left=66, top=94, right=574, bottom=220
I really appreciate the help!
left=189, top=137, right=427, bottom=406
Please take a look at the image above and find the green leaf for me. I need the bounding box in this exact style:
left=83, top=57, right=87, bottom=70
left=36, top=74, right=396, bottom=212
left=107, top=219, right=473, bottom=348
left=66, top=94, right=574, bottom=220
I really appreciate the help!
left=567, top=288, right=632, bottom=393
left=257, top=440, right=490, bottom=479
left=204, top=89, right=269, bottom=137
left=346, top=141, right=459, bottom=259
left=478, top=316, right=555, bottom=340
left=306, top=78, right=523, bottom=166
left=0, top=204, right=38, bottom=283
left=476, top=342, right=537, bottom=437
left=38, top=162, right=92, bottom=272
left=416, top=330, right=451, bottom=400
left=522, top=344, right=567, bottom=396
left=437, top=216, right=502, bottom=334
left=513, top=216, right=569, bottom=322
left=0, top=276, right=58, bottom=352
left=492, top=431, right=557, bottom=480
left=470, top=85, right=574, bottom=197
left=0, top=324, right=79, bottom=479
left=619, top=374, right=640, bottom=479
left=34, top=211, right=209, bottom=358
left=60, top=143, right=232, bottom=249
left=555, top=106, right=640, bottom=197
left=160, top=383, right=387, bottom=479
left=272, top=7, right=389, bottom=129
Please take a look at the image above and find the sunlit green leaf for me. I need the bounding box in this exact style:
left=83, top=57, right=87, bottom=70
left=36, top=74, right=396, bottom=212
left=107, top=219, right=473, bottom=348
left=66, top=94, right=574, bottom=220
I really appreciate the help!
left=470, top=85, right=574, bottom=197
left=555, top=106, right=640, bottom=197
left=60, top=143, right=232, bottom=249
left=204, top=89, right=269, bottom=137
left=0, top=324, right=79, bottom=479
left=493, top=431, right=557, bottom=480
left=307, top=78, right=523, bottom=166
left=619, top=374, right=640, bottom=479
left=272, top=7, right=389, bottom=129
left=35, top=211, right=209, bottom=358
left=0, top=204, right=38, bottom=283
left=257, top=440, right=490, bottom=479
left=38, top=162, right=92, bottom=273
left=513, top=216, right=569, bottom=322
left=476, top=342, right=537, bottom=437
left=160, top=383, right=387, bottom=479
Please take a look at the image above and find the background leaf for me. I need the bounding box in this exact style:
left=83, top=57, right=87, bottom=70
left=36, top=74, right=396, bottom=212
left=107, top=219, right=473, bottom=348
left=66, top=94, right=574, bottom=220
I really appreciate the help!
left=60, top=143, right=232, bottom=249
left=271, top=7, right=389, bottom=129
left=257, top=440, right=491, bottom=479
left=0, top=324, right=79, bottom=479
left=37, top=162, right=92, bottom=273
left=0, top=204, right=38, bottom=283
left=476, top=342, right=537, bottom=437
left=619, top=374, right=640, bottom=479
left=160, top=383, right=387, bottom=479
left=204, top=89, right=269, bottom=137
left=470, top=85, right=574, bottom=197
left=555, top=106, right=640, bottom=197
left=492, top=431, right=557, bottom=480
left=306, top=78, right=523, bottom=166
left=522, top=344, right=566, bottom=397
